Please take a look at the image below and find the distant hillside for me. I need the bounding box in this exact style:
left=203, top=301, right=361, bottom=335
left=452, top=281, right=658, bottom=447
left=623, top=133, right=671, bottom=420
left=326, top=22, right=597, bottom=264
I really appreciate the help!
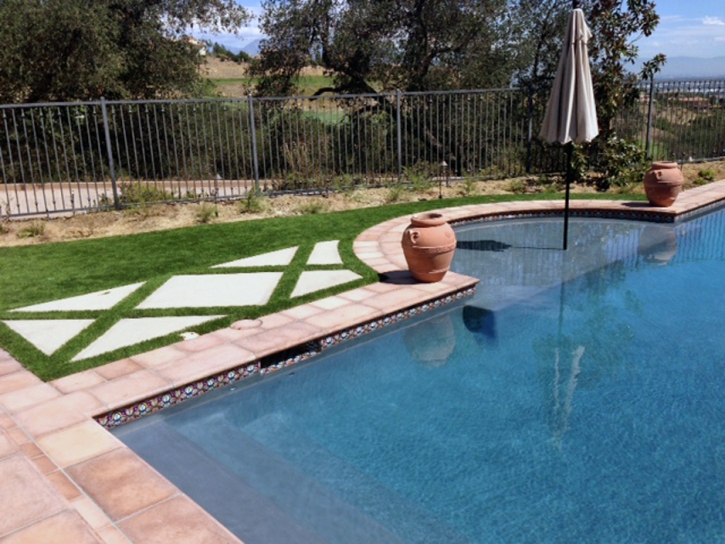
left=633, top=56, right=725, bottom=79
left=242, top=39, right=262, bottom=57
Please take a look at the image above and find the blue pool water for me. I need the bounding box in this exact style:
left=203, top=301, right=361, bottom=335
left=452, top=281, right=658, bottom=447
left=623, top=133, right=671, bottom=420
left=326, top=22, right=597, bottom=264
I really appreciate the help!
left=114, top=209, right=725, bottom=544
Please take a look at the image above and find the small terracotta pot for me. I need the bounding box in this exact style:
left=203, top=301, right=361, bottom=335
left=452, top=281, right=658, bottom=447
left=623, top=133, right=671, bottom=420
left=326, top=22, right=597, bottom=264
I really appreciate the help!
left=643, top=162, right=684, bottom=207
left=401, top=212, right=457, bottom=282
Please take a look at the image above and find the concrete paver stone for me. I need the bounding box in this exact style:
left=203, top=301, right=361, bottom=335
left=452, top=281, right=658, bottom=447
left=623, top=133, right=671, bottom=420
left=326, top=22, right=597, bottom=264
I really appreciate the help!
left=212, top=246, right=298, bottom=268
left=291, top=270, right=362, bottom=298
left=135, top=273, right=282, bottom=309
left=2, top=320, right=95, bottom=356
left=307, top=240, right=343, bottom=265
left=9, top=283, right=144, bottom=313
left=72, top=316, right=225, bottom=362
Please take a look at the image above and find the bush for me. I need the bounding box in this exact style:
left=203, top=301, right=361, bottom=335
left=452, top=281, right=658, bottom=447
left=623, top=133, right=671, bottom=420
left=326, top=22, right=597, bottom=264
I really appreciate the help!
left=17, top=221, right=46, bottom=239
left=239, top=190, right=270, bottom=214
left=594, top=135, right=648, bottom=191
left=195, top=202, right=219, bottom=224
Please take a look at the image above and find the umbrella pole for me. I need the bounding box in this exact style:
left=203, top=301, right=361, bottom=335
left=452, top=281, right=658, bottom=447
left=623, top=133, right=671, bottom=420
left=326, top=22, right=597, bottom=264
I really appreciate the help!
left=563, top=142, right=573, bottom=251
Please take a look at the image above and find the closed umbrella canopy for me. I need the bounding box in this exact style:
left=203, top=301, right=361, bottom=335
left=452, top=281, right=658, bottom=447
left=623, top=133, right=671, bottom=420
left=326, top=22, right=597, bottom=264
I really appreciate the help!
left=541, top=7, right=598, bottom=145
left=540, top=4, right=598, bottom=250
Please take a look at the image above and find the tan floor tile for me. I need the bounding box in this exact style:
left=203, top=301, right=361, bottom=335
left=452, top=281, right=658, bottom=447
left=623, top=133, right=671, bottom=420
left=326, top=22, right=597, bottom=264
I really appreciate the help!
left=6, top=425, right=30, bottom=446
left=118, top=495, right=240, bottom=544
left=46, top=470, right=82, bottom=501
left=209, top=326, right=263, bottom=343
left=19, top=441, right=42, bottom=459
left=304, top=303, right=381, bottom=331
left=128, top=345, right=187, bottom=369
left=93, top=359, right=143, bottom=381
left=51, top=371, right=106, bottom=394
left=30, top=453, right=57, bottom=474
left=0, top=429, right=18, bottom=460
left=0, top=371, right=42, bottom=396
left=309, top=295, right=351, bottom=310
left=88, top=370, right=171, bottom=409
left=0, top=383, right=61, bottom=413
left=0, top=510, right=101, bottom=544
left=338, top=287, right=378, bottom=302
left=234, top=322, right=322, bottom=357
left=364, top=288, right=430, bottom=312
left=280, top=303, right=324, bottom=320
left=95, top=525, right=132, bottom=544
left=156, top=344, right=256, bottom=385
left=67, top=448, right=177, bottom=523
left=0, top=412, right=13, bottom=430
left=14, top=392, right=105, bottom=438
left=175, top=333, right=224, bottom=353
left=0, top=456, right=66, bottom=537
left=0, top=359, right=23, bottom=377
left=37, top=420, right=121, bottom=468
left=259, top=312, right=296, bottom=329
left=70, top=495, right=114, bottom=531
left=364, top=282, right=402, bottom=293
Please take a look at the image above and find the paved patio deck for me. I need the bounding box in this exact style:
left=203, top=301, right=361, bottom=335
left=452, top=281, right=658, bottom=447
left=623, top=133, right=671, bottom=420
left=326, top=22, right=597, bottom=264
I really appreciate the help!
left=2, top=181, right=725, bottom=543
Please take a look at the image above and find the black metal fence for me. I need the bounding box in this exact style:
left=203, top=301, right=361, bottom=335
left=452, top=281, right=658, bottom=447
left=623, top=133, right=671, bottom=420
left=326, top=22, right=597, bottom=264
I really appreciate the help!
left=1, top=79, right=723, bottom=218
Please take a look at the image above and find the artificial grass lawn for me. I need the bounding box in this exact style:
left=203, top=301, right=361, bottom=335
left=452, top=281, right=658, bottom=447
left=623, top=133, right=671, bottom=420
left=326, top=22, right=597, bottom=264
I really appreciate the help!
left=0, top=193, right=643, bottom=380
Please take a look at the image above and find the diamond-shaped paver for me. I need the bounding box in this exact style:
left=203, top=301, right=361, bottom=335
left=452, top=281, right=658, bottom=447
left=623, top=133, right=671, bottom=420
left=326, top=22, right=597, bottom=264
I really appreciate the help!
left=307, top=241, right=343, bottom=265
left=3, top=319, right=95, bottom=355
left=10, top=283, right=145, bottom=313
left=72, top=315, right=224, bottom=361
left=291, top=270, right=362, bottom=298
left=212, top=247, right=298, bottom=268
left=136, top=273, right=283, bottom=309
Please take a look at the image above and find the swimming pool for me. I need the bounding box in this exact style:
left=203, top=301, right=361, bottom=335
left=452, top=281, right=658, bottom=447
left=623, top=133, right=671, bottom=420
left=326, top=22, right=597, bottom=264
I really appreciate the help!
left=114, top=208, right=725, bottom=543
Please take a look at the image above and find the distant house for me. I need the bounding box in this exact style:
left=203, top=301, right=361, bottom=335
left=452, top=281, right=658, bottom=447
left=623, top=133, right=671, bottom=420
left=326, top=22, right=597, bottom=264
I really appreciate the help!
left=182, top=36, right=207, bottom=56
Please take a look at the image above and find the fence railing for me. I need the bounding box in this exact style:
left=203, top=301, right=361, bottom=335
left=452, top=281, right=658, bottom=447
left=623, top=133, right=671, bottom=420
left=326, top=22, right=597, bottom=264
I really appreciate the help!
left=1, top=79, right=724, bottom=218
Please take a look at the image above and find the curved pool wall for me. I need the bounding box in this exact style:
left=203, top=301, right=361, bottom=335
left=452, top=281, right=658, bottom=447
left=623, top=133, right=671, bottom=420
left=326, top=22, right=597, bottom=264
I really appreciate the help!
left=113, top=205, right=725, bottom=543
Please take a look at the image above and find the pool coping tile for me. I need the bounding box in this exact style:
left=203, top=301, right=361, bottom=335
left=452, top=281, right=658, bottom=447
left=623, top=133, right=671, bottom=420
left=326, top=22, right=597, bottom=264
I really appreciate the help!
left=2, top=182, right=725, bottom=543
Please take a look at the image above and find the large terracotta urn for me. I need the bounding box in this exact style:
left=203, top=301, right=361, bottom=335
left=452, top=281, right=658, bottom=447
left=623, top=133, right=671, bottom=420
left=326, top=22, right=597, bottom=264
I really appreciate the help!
left=401, top=212, right=457, bottom=282
left=643, top=162, right=684, bottom=207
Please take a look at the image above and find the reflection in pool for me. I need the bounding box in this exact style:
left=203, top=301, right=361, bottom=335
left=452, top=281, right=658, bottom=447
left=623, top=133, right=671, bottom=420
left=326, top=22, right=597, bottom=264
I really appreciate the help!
left=114, top=210, right=725, bottom=544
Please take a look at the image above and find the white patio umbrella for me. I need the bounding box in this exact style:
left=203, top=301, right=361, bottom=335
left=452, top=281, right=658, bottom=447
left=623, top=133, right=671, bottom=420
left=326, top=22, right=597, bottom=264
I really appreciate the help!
left=540, top=0, right=598, bottom=250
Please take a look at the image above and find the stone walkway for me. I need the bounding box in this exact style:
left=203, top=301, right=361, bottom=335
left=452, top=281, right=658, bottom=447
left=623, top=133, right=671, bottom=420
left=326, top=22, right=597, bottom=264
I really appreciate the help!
left=3, top=240, right=361, bottom=364
left=1, top=181, right=725, bottom=543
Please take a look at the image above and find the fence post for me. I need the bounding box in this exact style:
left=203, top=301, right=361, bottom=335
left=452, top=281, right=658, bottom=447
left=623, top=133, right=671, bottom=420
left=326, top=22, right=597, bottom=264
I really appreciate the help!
left=100, top=97, right=120, bottom=210
left=248, top=94, right=260, bottom=192
left=526, top=84, right=534, bottom=174
left=396, top=89, right=403, bottom=184
left=645, top=76, right=656, bottom=160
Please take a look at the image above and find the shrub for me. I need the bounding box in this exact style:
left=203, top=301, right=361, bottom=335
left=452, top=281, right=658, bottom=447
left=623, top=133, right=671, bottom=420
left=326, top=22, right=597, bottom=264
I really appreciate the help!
left=458, top=175, right=478, bottom=196
left=508, top=179, right=528, bottom=194
left=17, top=221, right=46, bottom=239
left=119, top=182, right=174, bottom=205
left=296, top=200, right=328, bottom=215
left=195, top=202, right=219, bottom=224
left=239, top=191, right=270, bottom=214
left=594, top=135, right=648, bottom=191
left=698, top=169, right=716, bottom=182
left=385, top=184, right=405, bottom=203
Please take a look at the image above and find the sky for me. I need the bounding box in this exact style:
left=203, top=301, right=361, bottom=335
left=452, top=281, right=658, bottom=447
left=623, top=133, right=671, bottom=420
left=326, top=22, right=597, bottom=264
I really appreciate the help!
left=197, top=0, right=725, bottom=60
left=638, top=0, right=725, bottom=59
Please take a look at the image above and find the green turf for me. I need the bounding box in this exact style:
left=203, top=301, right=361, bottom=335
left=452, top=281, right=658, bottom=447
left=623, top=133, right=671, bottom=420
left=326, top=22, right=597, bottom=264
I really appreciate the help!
left=0, top=192, right=644, bottom=380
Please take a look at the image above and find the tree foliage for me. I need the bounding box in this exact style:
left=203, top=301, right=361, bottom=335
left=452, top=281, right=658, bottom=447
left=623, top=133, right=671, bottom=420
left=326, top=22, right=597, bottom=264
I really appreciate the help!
left=0, top=0, right=251, bottom=103
left=250, top=0, right=522, bottom=96
left=586, top=0, right=665, bottom=138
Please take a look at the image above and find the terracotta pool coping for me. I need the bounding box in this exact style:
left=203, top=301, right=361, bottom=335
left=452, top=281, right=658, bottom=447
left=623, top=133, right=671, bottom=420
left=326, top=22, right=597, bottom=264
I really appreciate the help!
left=2, top=181, right=725, bottom=543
